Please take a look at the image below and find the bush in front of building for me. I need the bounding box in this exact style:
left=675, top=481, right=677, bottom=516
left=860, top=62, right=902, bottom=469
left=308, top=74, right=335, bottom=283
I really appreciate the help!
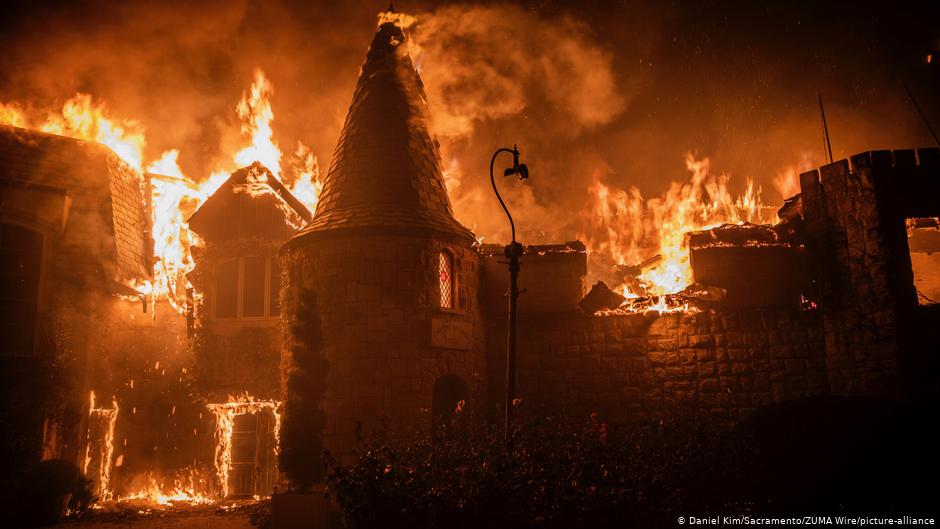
left=279, top=288, right=330, bottom=490
left=324, top=396, right=939, bottom=529
left=14, top=458, right=82, bottom=527
left=324, top=404, right=739, bottom=529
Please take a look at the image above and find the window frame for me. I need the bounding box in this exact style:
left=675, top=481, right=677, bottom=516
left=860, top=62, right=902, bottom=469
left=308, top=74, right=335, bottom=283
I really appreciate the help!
left=212, top=255, right=280, bottom=320
left=437, top=249, right=460, bottom=312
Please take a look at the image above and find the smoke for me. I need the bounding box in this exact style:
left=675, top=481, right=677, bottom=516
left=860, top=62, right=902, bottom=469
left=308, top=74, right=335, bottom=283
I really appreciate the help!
left=410, top=4, right=625, bottom=139
left=405, top=3, right=649, bottom=244
left=0, top=0, right=937, bottom=247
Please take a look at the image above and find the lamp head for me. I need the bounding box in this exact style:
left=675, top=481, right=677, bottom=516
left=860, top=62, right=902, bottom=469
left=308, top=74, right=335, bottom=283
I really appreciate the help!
left=503, top=144, right=530, bottom=180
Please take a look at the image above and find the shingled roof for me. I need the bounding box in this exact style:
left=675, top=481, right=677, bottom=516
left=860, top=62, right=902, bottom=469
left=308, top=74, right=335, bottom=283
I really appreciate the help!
left=187, top=161, right=313, bottom=243
left=0, top=125, right=150, bottom=285
left=293, top=16, right=474, bottom=242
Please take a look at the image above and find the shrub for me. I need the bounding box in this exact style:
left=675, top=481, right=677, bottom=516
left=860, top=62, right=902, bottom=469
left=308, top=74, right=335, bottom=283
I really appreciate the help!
left=325, top=404, right=737, bottom=529
left=17, top=459, right=82, bottom=527
left=279, top=288, right=330, bottom=490
left=325, top=397, right=939, bottom=528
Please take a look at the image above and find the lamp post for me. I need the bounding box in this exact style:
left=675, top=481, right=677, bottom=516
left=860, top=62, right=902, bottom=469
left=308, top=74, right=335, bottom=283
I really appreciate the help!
left=489, top=145, right=529, bottom=439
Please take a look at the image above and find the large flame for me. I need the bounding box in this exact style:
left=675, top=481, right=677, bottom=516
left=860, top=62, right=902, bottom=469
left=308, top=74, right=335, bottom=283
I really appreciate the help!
left=40, top=94, right=146, bottom=171
left=234, top=69, right=281, bottom=177
left=583, top=153, right=774, bottom=308
left=1, top=68, right=321, bottom=311
left=0, top=101, right=26, bottom=127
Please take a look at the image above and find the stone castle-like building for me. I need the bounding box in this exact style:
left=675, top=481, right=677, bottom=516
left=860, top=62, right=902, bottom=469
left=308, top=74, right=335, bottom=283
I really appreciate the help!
left=1, top=11, right=937, bottom=499
left=280, top=15, right=939, bottom=459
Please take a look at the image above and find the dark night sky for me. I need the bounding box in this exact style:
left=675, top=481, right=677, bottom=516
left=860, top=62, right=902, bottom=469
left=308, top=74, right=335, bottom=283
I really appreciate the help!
left=0, top=0, right=938, bottom=243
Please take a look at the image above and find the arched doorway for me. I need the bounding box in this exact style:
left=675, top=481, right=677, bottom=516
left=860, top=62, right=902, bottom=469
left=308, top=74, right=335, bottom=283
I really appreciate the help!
left=431, top=374, right=468, bottom=427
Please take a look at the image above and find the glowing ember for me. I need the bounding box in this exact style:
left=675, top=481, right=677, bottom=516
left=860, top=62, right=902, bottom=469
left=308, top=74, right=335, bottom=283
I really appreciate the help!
left=117, top=470, right=215, bottom=506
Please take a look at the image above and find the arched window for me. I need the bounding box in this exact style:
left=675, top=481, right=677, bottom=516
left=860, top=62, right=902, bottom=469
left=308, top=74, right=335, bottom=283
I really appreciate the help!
left=438, top=250, right=455, bottom=309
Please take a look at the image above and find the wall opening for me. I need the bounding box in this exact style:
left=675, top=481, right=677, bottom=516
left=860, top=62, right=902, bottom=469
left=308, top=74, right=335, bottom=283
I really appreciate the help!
left=907, top=217, right=940, bottom=306
left=206, top=398, right=280, bottom=498
left=431, top=374, right=467, bottom=426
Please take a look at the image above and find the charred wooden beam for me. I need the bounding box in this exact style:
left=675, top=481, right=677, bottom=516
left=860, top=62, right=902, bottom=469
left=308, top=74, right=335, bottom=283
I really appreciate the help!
left=579, top=281, right=627, bottom=314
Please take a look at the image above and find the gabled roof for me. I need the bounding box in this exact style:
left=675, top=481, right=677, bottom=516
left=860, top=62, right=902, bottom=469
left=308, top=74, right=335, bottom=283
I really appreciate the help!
left=187, top=162, right=312, bottom=244
left=293, top=16, right=474, bottom=242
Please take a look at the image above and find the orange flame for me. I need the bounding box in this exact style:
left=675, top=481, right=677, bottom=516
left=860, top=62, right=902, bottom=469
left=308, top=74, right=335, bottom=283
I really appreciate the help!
left=0, top=69, right=322, bottom=310
left=234, top=69, right=281, bottom=177
left=83, top=391, right=119, bottom=501
left=583, top=153, right=774, bottom=309
left=286, top=141, right=323, bottom=213
left=40, top=94, right=146, bottom=170
left=0, top=101, right=26, bottom=127
left=206, top=394, right=280, bottom=498
left=116, top=469, right=215, bottom=506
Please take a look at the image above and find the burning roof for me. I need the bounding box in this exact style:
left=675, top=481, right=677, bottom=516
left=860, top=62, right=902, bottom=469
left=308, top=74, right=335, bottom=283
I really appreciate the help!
left=187, top=162, right=313, bottom=243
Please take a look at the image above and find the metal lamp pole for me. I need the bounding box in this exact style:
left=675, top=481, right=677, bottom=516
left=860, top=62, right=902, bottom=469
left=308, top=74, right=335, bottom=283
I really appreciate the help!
left=489, top=145, right=528, bottom=439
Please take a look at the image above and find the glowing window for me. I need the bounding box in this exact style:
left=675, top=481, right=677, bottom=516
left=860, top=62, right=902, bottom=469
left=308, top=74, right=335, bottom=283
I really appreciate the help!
left=907, top=217, right=940, bottom=306
left=439, top=251, right=454, bottom=309
left=214, top=256, right=280, bottom=319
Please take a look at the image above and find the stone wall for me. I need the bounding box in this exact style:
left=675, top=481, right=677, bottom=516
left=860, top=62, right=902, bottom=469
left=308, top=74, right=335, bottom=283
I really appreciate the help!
left=510, top=308, right=827, bottom=423
left=800, top=149, right=940, bottom=398
left=282, top=232, right=486, bottom=459
left=482, top=243, right=588, bottom=412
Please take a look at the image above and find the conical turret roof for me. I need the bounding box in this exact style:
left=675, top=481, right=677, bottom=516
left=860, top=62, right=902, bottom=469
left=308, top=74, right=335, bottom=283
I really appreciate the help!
left=294, top=16, right=474, bottom=242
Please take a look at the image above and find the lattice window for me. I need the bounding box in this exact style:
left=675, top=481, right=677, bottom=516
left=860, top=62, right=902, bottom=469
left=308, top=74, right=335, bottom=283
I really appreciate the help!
left=439, top=251, right=454, bottom=309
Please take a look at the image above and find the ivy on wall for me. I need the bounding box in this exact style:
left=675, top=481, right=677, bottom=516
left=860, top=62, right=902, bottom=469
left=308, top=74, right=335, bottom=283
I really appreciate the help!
left=279, top=288, right=329, bottom=489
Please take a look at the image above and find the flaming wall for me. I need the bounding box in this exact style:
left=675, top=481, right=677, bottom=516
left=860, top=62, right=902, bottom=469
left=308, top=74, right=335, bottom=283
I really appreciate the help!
left=483, top=247, right=827, bottom=421
left=0, top=126, right=211, bottom=498
left=0, top=126, right=154, bottom=477
left=483, top=150, right=940, bottom=423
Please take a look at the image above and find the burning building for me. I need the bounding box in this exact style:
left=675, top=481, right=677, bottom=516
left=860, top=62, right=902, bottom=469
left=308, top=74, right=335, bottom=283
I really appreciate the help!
left=280, top=18, right=485, bottom=458
left=279, top=12, right=939, bottom=459
left=0, top=6, right=937, bottom=514
left=0, top=125, right=176, bottom=492
left=187, top=161, right=312, bottom=497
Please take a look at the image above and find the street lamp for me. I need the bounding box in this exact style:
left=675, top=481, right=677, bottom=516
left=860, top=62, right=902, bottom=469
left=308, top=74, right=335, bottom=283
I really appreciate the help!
left=489, top=145, right=529, bottom=439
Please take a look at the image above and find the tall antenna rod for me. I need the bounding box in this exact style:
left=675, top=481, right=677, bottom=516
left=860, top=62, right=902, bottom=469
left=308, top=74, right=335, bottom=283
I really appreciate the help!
left=899, top=77, right=940, bottom=149
left=818, top=91, right=834, bottom=164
